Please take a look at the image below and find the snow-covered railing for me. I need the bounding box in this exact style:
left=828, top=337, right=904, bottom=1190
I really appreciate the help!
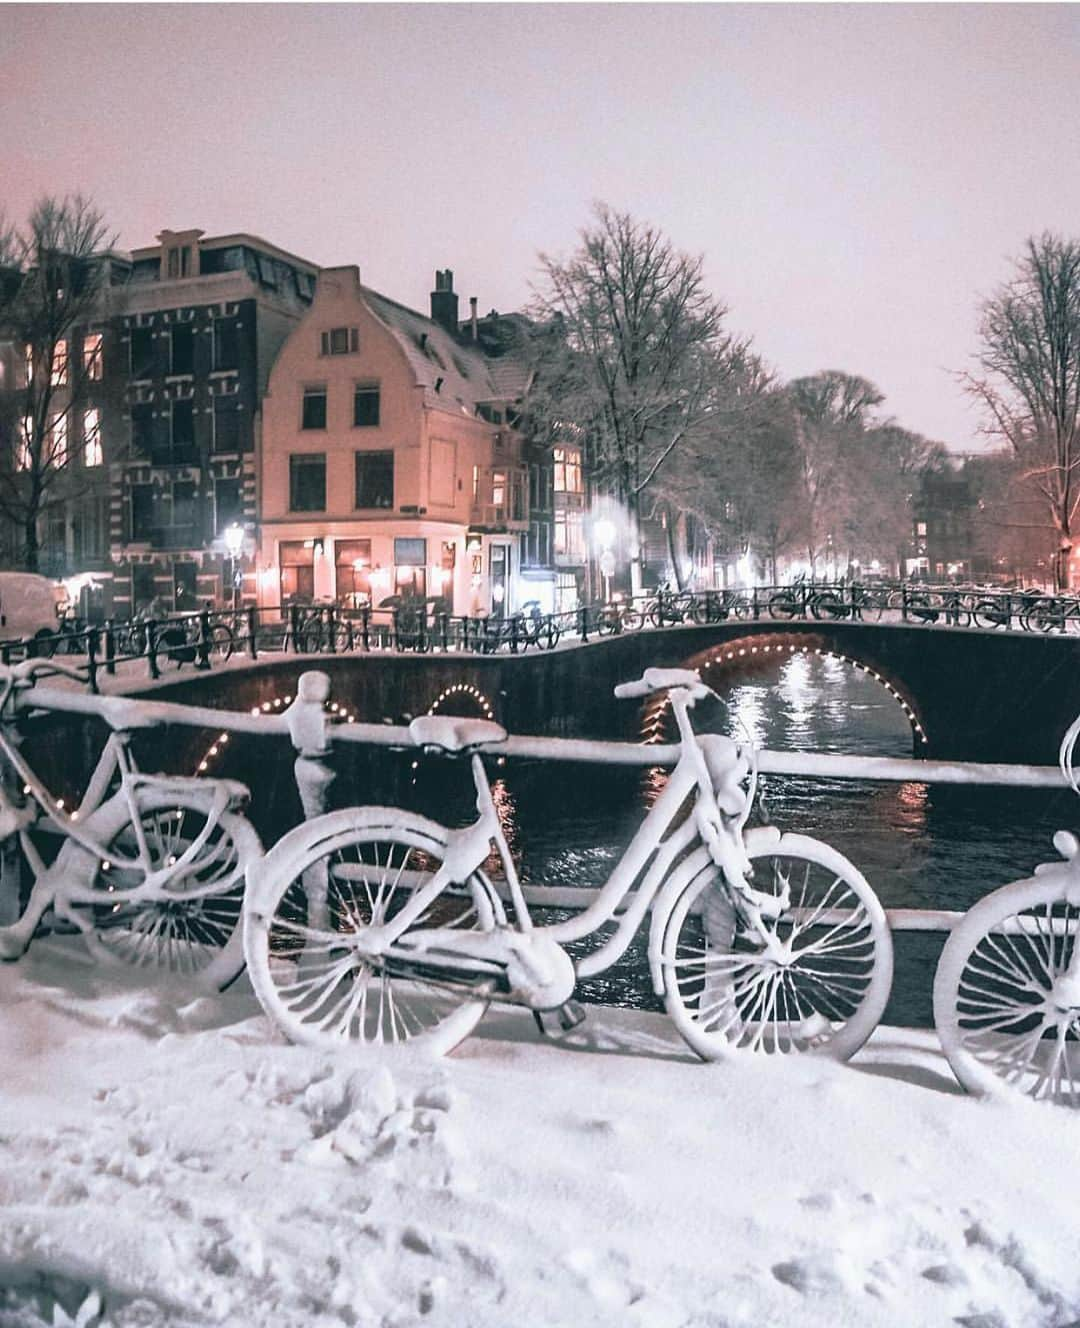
left=18, top=670, right=1070, bottom=933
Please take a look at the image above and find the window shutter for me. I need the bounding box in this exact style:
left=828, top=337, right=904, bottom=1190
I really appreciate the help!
left=349, top=327, right=359, bottom=352
left=320, top=331, right=330, bottom=356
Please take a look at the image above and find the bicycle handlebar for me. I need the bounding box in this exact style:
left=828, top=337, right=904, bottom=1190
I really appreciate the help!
left=0, top=658, right=91, bottom=687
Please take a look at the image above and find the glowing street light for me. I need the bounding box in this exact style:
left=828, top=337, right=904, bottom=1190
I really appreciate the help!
left=224, top=523, right=244, bottom=610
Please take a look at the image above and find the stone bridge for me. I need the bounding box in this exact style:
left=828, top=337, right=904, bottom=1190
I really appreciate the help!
left=114, top=619, right=1080, bottom=764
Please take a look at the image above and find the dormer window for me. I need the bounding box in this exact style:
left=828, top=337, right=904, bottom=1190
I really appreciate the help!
left=166, top=246, right=191, bottom=279
left=321, top=327, right=359, bottom=356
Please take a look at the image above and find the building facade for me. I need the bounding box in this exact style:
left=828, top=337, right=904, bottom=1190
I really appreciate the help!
left=257, top=267, right=533, bottom=618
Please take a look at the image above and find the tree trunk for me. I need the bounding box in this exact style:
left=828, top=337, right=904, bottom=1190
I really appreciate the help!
left=23, top=518, right=39, bottom=573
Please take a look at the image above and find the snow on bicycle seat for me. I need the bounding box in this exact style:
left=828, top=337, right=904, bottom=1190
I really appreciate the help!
left=614, top=667, right=703, bottom=699
left=407, top=715, right=508, bottom=754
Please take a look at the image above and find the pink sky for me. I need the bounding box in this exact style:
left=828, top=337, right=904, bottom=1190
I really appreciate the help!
left=4, top=3, right=1080, bottom=451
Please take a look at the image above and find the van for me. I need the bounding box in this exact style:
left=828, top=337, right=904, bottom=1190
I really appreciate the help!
left=0, top=572, right=62, bottom=647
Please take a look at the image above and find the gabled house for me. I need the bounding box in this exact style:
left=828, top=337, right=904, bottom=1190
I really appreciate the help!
left=257, top=266, right=532, bottom=618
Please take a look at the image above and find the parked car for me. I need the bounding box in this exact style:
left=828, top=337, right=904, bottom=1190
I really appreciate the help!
left=0, top=572, right=62, bottom=651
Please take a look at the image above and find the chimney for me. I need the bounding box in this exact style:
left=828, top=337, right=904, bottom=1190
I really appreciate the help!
left=469, top=297, right=479, bottom=342
left=430, top=268, right=459, bottom=337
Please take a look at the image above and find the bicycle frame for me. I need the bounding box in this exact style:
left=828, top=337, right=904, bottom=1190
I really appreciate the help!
left=376, top=690, right=756, bottom=987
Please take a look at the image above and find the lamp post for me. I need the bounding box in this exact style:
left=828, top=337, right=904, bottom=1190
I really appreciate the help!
left=224, top=523, right=244, bottom=611
left=594, top=517, right=616, bottom=604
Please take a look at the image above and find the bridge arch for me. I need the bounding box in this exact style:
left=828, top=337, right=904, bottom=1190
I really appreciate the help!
left=638, top=631, right=929, bottom=752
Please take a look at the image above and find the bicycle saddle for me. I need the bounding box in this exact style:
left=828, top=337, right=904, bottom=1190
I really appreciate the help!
left=407, top=715, right=507, bottom=754
left=614, top=668, right=705, bottom=699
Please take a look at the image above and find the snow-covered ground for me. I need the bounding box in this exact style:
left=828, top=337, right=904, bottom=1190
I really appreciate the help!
left=2, top=939, right=1078, bottom=1328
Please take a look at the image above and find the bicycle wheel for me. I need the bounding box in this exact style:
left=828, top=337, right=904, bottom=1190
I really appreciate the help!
left=244, top=808, right=503, bottom=1053
left=209, top=623, right=234, bottom=662
left=768, top=592, right=798, bottom=620
left=933, top=871, right=1080, bottom=1104
left=56, top=788, right=259, bottom=990
left=620, top=607, right=644, bottom=631
left=810, top=591, right=846, bottom=621
left=652, top=830, right=893, bottom=1061
left=973, top=598, right=1008, bottom=629
left=732, top=596, right=754, bottom=621
left=853, top=589, right=884, bottom=623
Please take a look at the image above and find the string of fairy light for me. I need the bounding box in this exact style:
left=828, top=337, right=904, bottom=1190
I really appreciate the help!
left=193, top=692, right=360, bottom=775
left=642, top=640, right=928, bottom=746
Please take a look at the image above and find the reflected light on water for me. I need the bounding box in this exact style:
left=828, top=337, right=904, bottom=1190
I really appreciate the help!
left=726, top=683, right=768, bottom=747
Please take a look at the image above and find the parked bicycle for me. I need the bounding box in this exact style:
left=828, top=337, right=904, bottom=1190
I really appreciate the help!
left=689, top=589, right=755, bottom=624
left=932, top=710, right=1080, bottom=1106
left=244, top=667, right=894, bottom=1061
left=648, top=586, right=696, bottom=627
left=0, top=659, right=261, bottom=988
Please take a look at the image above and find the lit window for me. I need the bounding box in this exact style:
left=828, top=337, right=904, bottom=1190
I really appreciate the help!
left=17, top=418, right=32, bottom=471
left=83, top=333, right=103, bottom=381
left=916, top=521, right=927, bottom=537
left=24, top=345, right=33, bottom=386
left=553, top=446, right=582, bottom=494
left=48, top=414, right=68, bottom=466
left=492, top=471, right=506, bottom=508
left=83, top=409, right=103, bottom=467
left=51, top=340, right=68, bottom=387
left=555, top=510, right=586, bottom=559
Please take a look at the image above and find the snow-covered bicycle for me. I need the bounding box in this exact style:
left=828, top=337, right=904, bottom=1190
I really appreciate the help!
left=933, top=711, right=1080, bottom=1105
left=0, top=659, right=261, bottom=989
left=244, top=667, right=893, bottom=1060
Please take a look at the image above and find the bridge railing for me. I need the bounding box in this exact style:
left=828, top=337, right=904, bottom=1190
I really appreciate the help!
left=17, top=668, right=1075, bottom=935
left=10, top=580, right=1080, bottom=693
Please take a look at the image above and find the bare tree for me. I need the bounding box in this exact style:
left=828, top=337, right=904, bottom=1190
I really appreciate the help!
left=963, top=233, right=1080, bottom=589
left=530, top=204, right=748, bottom=592
left=784, top=371, right=885, bottom=574
left=0, top=195, right=113, bottom=571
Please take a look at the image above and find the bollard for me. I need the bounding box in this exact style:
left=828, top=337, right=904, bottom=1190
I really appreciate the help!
left=284, top=671, right=336, bottom=933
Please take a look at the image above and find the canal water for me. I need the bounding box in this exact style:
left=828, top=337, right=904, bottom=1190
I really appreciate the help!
left=223, top=653, right=1078, bottom=1028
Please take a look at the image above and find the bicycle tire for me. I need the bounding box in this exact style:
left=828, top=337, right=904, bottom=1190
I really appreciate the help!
left=621, top=608, right=644, bottom=631
left=934, top=868, right=1080, bottom=1104
left=810, top=591, right=847, bottom=621
left=652, top=829, right=893, bottom=1061
left=209, top=623, right=234, bottom=662
left=972, top=598, right=1009, bottom=629
left=52, top=787, right=260, bottom=991
left=732, top=596, right=754, bottom=621
left=768, top=592, right=799, bottom=620
left=243, top=807, right=503, bottom=1053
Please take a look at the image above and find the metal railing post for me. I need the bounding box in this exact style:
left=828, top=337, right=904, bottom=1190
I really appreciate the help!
left=146, top=619, right=161, bottom=680
left=579, top=606, right=589, bottom=643
left=361, top=607, right=370, bottom=651
left=326, top=605, right=337, bottom=655
left=86, top=628, right=99, bottom=694
left=439, top=612, right=449, bottom=651
left=195, top=607, right=212, bottom=670
left=104, top=620, right=116, bottom=677
left=289, top=604, right=301, bottom=653
left=247, top=605, right=258, bottom=659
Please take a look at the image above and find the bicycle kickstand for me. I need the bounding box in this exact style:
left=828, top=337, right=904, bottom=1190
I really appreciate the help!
left=532, top=1000, right=587, bottom=1037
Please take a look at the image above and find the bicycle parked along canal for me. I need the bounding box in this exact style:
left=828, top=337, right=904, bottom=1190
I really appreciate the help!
left=0, top=659, right=260, bottom=989
left=244, top=667, right=894, bottom=1061
left=932, top=708, right=1080, bottom=1106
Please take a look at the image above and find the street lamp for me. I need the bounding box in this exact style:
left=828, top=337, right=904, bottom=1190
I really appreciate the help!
left=594, top=518, right=616, bottom=603
left=224, top=523, right=244, bottom=611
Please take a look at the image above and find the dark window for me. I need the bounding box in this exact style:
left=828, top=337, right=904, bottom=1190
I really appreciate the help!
left=129, top=326, right=154, bottom=378
left=173, top=561, right=197, bottom=610
left=132, top=563, right=156, bottom=612
left=171, top=325, right=194, bottom=375
left=355, top=450, right=394, bottom=509
left=255, top=252, right=277, bottom=288
left=213, top=319, right=239, bottom=371
left=213, top=400, right=241, bottom=453
left=290, top=453, right=326, bottom=511
left=215, top=478, right=241, bottom=534
left=302, top=387, right=327, bottom=430
left=130, top=484, right=154, bottom=541
left=171, top=400, right=196, bottom=457
left=353, top=382, right=380, bottom=427
left=131, top=403, right=155, bottom=455
left=170, top=480, right=197, bottom=529
left=321, top=327, right=358, bottom=355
